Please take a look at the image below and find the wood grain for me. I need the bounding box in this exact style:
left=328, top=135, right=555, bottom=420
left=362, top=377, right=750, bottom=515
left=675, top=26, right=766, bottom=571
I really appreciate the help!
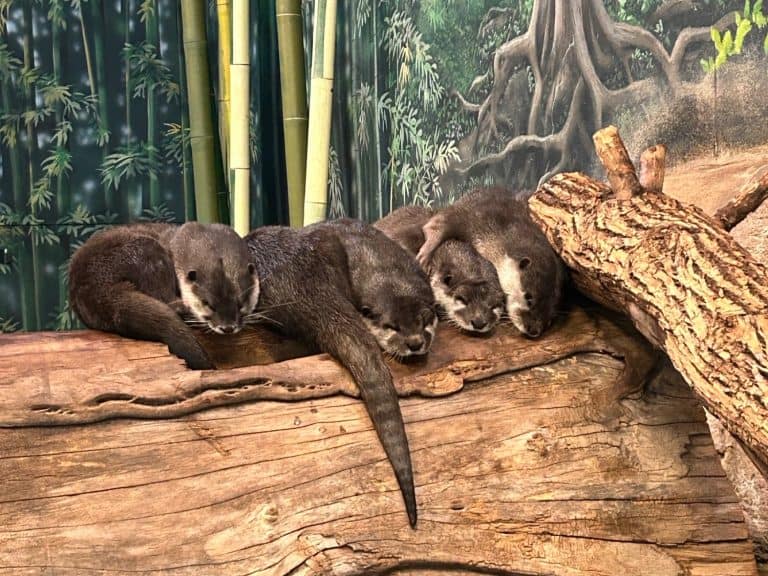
left=0, top=323, right=756, bottom=575
left=0, top=307, right=653, bottom=427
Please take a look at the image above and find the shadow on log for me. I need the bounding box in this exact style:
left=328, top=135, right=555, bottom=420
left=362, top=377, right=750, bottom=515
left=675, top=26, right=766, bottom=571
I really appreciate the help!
left=0, top=303, right=759, bottom=574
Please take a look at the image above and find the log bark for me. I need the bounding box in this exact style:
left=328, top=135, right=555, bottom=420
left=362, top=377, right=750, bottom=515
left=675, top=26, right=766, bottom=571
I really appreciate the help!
left=715, top=166, right=768, bottom=231
left=529, top=170, right=768, bottom=470
left=0, top=307, right=654, bottom=427
left=593, top=125, right=642, bottom=200
left=638, top=144, right=667, bottom=193
left=0, top=306, right=758, bottom=575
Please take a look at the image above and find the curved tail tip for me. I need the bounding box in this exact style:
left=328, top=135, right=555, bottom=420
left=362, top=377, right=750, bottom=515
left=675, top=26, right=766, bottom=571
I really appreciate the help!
left=406, top=496, right=417, bottom=529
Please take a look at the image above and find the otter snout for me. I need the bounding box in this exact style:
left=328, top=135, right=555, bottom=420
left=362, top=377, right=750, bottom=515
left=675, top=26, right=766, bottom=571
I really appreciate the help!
left=406, top=336, right=425, bottom=353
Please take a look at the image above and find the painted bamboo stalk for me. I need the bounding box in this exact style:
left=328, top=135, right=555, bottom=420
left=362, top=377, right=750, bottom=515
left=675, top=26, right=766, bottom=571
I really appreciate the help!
left=229, top=0, right=250, bottom=234
left=0, top=30, right=33, bottom=331
left=176, top=1, right=196, bottom=222
left=276, top=0, right=308, bottom=227
left=52, top=1, right=71, bottom=322
left=216, top=0, right=231, bottom=173
left=22, top=0, right=40, bottom=331
left=88, top=0, right=114, bottom=213
left=180, top=0, right=221, bottom=223
left=146, top=0, right=160, bottom=208
left=76, top=2, right=96, bottom=104
left=303, top=0, right=337, bottom=225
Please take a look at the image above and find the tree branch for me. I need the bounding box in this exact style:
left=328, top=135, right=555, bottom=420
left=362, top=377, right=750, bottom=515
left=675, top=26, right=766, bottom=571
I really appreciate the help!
left=715, top=167, right=768, bottom=231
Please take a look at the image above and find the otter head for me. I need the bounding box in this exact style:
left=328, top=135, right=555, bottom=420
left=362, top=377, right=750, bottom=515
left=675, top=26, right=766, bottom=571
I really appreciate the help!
left=428, top=241, right=505, bottom=334
left=496, top=242, right=565, bottom=338
left=360, top=293, right=438, bottom=359
left=172, top=223, right=260, bottom=334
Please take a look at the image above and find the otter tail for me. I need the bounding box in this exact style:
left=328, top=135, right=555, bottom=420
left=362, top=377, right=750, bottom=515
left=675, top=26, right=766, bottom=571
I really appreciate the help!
left=319, top=320, right=417, bottom=527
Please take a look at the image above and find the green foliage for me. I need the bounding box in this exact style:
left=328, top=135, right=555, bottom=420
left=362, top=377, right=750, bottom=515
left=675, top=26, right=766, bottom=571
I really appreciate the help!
left=0, top=316, right=19, bottom=333
left=163, top=122, right=190, bottom=167
left=139, top=203, right=176, bottom=222
left=327, top=145, right=344, bottom=218
left=702, top=0, right=767, bottom=72
left=100, top=144, right=160, bottom=190
left=124, top=42, right=181, bottom=103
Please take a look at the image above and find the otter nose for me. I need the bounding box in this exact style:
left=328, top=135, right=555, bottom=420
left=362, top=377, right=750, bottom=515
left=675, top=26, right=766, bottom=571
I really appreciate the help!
left=406, top=338, right=424, bottom=352
left=471, top=318, right=488, bottom=331
left=525, top=327, right=542, bottom=338
left=221, top=325, right=236, bottom=334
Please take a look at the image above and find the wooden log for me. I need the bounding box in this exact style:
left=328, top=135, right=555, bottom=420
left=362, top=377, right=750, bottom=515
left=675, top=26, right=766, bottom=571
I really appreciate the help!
left=592, top=125, right=642, bottom=200
left=638, top=144, right=667, bottom=194
left=0, top=306, right=758, bottom=575
left=715, top=166, right=768, bottom=231
left=529, top=170, right=768, bottom=470
left=0, top=307, right=654, bottom=427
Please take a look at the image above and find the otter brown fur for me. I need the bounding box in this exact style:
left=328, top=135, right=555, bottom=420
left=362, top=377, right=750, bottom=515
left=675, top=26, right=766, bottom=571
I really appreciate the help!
left=69, top=222, right=258, bottom=369
left=416, top=188, right=566, bottom=337
left=375, top=206, right=505, bottom=333
left=245, top=223, right=422, bottom=527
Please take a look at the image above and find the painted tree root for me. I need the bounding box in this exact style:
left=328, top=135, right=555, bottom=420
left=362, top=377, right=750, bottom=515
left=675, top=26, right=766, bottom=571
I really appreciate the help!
left=0, top=306, right=759, bottom=575
left=528, top=126, right=768, bottom=471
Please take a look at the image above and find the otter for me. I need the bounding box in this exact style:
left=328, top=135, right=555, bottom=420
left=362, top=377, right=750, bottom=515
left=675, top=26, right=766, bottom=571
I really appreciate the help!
left=416, top=188, right=566, bottom=337
left=245, top=223, right=423, bottom=527
left=69, top=222, right=259, bottom=369
left=375, top=206, right=505, bottom=333
left=313, top=218, right=438, bottom=358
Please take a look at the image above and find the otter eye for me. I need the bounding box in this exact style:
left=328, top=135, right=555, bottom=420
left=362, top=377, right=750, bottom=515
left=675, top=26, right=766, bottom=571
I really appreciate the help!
left=187, top=270, right=197, bottom=282
left=524, top=292, right=533, bottom=304
left=383, top=323, right=399, bottom=332
left=247, top=263, right=256, bottom=275
left=442, top=274, right=453, bottom=286
left=361, top=306, right=374, bottom=319
left=519, top=257, right=531, bottom=270
left=455, top=296, right=467, bottom=305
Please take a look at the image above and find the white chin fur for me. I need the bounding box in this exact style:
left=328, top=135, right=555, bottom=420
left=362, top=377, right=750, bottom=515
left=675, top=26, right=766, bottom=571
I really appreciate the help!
left=246, top=278, right=260, bottom=312
left=497, top=256, right=529, bottom=321
left=178, top=274, right=209, bottom=322
left=430, top=276, right=471, bottom=331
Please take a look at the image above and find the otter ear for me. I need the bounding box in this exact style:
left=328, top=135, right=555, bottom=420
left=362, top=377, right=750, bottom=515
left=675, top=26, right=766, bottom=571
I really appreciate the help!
left=518, top=257, right=531, bottom=270
left=247, top=263, right=256, bottom=275
left=187, top=270, right=197, bottom=282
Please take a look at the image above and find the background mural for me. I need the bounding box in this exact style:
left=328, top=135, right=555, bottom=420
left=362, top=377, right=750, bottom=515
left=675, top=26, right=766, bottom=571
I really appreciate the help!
left=2, top=0, right=767, bottom=332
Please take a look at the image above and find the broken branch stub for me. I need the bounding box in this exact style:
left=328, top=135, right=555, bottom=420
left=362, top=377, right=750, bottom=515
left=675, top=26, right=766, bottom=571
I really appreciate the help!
left=592, top=125, right=643, bottom=200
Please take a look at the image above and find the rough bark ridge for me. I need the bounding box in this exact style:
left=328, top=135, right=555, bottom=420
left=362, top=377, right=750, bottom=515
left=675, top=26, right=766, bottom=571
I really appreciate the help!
left=528, top=130, right=768, bottom=469
left=449, top=0, right=727, bottom=188
left=0, top=308, right=758, bottom=575
left=0, top=308, right=656, bottom=427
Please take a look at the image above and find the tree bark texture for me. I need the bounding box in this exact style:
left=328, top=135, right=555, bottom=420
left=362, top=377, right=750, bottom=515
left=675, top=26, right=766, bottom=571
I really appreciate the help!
left=0, top=306, right=758, bottom=575
left=715, top=166, right=768, bottom=231
left=529, top=172, right=768, bottom=471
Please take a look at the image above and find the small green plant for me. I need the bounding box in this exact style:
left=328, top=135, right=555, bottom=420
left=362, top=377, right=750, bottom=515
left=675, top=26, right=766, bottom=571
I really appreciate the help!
left=702, top=0, right=768, bottom=72
left=0, top=316, right=19, bottom=333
